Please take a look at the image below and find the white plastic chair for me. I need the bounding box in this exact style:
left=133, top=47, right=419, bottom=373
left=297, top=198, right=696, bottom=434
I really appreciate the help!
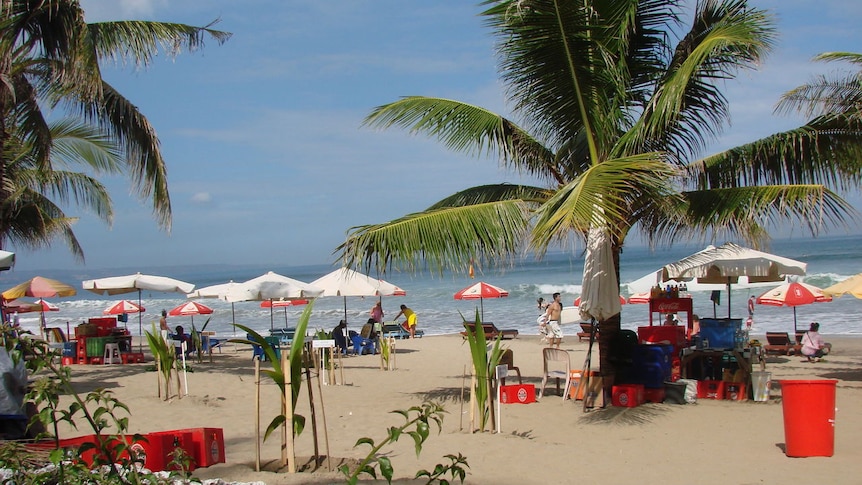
left=539, top=348, right=579, bottom=401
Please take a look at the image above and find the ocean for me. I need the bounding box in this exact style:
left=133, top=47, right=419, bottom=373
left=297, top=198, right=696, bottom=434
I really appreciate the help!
left=2, top=234, right=861, bottom=339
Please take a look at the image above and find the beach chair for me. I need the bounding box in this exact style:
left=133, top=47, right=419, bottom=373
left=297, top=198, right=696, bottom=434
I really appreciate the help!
left=577, top=322, right=595, bottom=342
left=350, top=331, right=376, bottom=355
left=460, top=322, right=519, bottom=340
left=539, top=348, right=579, bottom=401
left=498, top=349, right=522, bottom=386
left=763, top=332, right=795, bottom=356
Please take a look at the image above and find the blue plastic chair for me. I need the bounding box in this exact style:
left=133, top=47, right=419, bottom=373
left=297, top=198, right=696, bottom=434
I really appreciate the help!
left=351, top=334, right=375, bottom=355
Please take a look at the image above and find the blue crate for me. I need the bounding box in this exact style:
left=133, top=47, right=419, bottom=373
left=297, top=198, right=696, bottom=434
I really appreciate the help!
left=700, top=318, right=742, bottom=349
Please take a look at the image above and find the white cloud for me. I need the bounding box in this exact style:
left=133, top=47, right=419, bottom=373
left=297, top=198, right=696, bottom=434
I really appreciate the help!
left=191, top=192, right=211, bottom=204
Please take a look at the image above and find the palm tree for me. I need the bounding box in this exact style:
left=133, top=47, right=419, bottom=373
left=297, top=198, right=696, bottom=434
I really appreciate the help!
left=1, top=117, right=117, bottom=260
left=336, top=1, right=862, bottom=396
left=0, top=0, right=231, bottom=253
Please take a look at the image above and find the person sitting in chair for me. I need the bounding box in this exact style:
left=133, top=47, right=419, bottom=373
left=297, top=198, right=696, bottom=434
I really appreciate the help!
left=172, top=325, right=194, bottom=356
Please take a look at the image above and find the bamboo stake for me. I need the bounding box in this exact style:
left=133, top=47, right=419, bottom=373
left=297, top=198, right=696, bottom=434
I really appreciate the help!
left=338, top=349, right=345, bottom=385
left=459, top=364, right=466, bottom=431
left=156, top=359, right=161, bottom=399
left=304, top=350, right=320, bottom=467
left=283, top=351, right=296, bottom=473
left=469, top=369, right=476, bottom=433
left=181, top=342, right=189, bottom=396
left=254, top=357, right=261, bottom=472
left=390, top=337, right=396, bottom=370
left=315, top=354, right=332, bottom=471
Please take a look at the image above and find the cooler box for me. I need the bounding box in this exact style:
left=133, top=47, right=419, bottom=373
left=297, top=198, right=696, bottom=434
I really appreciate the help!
left=636, top=362, right=670, bottom=389
left=175, top=427, right=226, bottom=467
left=62, top=341, right=77, bottom=357
left=85, top=336, right=110, bottom=357
left=637, top=326, right=686, bottom=351
left=699, top=318, right=741, bottom=349
left=89, top=317, right=118, bottom=337
left=697, top=380, right=725, bottom=400
left=612, top=384, right=644, bottom=408
left=500, top=384, right=536, bottom=404
left=569, top=370, right=601, bottom=401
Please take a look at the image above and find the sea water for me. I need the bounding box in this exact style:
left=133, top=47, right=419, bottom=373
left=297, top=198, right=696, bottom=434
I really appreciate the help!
left=2, top=234, right=861, bottom=339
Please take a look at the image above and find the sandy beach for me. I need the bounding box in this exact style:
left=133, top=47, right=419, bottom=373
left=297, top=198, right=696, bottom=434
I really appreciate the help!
left=53, top=333, right=861, bottom=484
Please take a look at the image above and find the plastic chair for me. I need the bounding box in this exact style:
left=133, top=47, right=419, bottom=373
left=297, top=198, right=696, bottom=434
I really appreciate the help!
left=351, top=334, right=375, bottom=355
left=498, top=349, right=522, bottom=386
left=540, top=348, right=579, bottom=401
left=103, top=343, right=121, bottom=365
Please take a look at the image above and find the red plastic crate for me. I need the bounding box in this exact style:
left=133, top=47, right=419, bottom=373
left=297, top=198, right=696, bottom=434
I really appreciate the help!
left=643, top=387, right=666, bottom=403
left=723, top=382, right=747, bottom=401
left=175, top=427, right=226, bottom=467
left=137, top=430, right=196, bottom=472
left=612, top=384, right=644, bottom=407
left=697, top=380, right=725, bottom=400
left=500, top=384, right=536, bottom=404
left=89, top=317, right=118, bottom=336
left=121, top=352, right=146, bottom=364
left=28, top=434, right=135, bottom=468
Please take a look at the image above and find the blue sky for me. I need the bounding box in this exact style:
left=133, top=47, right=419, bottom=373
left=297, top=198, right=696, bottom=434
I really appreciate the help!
left=10, top=0, right=862, bottom=271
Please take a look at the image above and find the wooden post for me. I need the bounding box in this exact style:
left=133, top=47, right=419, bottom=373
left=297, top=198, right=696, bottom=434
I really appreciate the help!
left=390, top=337, right=396, bottom=370
left=315, top=355, right=332, bottom=471
left=181, top=342, right=189, bottom=396
left=156, top=359, right=161, bottom=399
left=338, top=349, right=344, bottom=385
left=469, top=369, right=476, bottom=433
left=283, top=351, right=296, bottom=473
left=254, top=357, right=261, bottom=472
left=304, top=350, right=320, bottom=467
left=459, top=364, right=466, bottom=431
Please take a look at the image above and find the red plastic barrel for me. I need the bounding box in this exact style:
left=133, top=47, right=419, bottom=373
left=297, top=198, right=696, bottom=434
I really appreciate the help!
left=780, top=379, right=837, bottom=457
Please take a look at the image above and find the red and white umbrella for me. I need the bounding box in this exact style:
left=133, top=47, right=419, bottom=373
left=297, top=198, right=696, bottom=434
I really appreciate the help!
left=627, top=292, right=651, bottom=304
left=260, top=299, right=309, bottom=327
left=104, top=300, right=146, bottom=315
left=454, top=281, right=508, bottom=321
left=574, top=295, right=626, bottom=307
left=168, top=301, right=214, bottom=327
left=755, top=281, right=832, bottom=333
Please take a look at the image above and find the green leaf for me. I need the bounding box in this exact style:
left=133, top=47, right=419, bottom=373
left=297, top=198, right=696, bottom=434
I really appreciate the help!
left=378, top=456, right=393, bottom=483
left=355, top=437, right=375, bottom=448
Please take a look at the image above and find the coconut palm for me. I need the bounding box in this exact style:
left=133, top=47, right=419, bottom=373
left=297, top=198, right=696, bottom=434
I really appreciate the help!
left=0, top=0, right=231, bottom=252
left=1, top=117, right=117, bottom=260
left=336, top=1, right=862, bottom=393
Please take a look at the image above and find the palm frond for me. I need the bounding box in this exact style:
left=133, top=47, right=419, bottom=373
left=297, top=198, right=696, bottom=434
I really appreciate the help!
left=336, top=200, right=532, bottom=275
left=427, top=184, right=551, bottom=209
left=531, top=152, right=677, bottom=252
left=364, top=96, right=558, bottom=182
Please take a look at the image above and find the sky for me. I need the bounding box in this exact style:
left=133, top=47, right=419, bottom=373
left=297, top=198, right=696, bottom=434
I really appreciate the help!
left=9, top=0, right=862, bottom=272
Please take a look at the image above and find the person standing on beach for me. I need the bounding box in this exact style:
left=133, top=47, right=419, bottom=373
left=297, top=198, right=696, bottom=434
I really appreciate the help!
left=748, top=296, right=755, bottom=318
left=393, top=304, right=418, bottom=338
left=159, top=310, right=168, bottom=332
left=370, top=301, right=384, bottom=323
left=546, top=293, right=563, bottom=344
left=537, top=297, right=550, bottom=341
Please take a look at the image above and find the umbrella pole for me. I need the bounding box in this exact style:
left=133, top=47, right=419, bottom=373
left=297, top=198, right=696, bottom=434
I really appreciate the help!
left=480, top=297, right=484, bottom=322
left=270, top=299, right=274, bottom=330
left=138, top=289, right=143, bottom=352
left=283, top=307, right=288, bottom=327
left=343, top=296, right=347, bottom=323
left=726, top=279, right=732, bottom=319
left=793, top=307, right=798, bottom=333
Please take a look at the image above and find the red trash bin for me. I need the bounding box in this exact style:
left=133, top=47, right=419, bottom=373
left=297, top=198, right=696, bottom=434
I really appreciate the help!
left=780, top=379, right=837, bottom=457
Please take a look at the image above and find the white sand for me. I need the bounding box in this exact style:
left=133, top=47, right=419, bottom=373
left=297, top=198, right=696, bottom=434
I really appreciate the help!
left=54, top=334, right=862, bottom=484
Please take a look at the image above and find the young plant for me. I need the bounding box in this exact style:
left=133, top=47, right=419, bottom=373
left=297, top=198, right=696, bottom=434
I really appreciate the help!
left=459, top=309, right=504, bottom=432
left=339, top=402, right=468, bottom=485
left=144, top=323, right=177, bottom=400
left=231, top=302, right=314, bottom=441
left=0, top=324, right=178, bottom=484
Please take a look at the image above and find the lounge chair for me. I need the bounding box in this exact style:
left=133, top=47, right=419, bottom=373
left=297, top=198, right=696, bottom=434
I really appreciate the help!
left=577, top=322, right=595, bottom=342
left=381, top=322, right=424, bottom=339
left=763, top=332, right=797, bottom=356
left=459, top=322, right=519, bottom=340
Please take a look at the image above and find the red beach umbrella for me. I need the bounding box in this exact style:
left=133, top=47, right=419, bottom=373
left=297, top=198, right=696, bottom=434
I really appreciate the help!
left=168, top=301, right=214, bottom=327
left=627, top=292, right=651, bottom=304
left=454, top=281, right=508, bottom=321
left=2, top=276, right=77, bottom=300
left=104, top=300, right=146, bottom=315
left=755, top=281, right=832, bottom=333
left=261, top=299, right=309, bottom=327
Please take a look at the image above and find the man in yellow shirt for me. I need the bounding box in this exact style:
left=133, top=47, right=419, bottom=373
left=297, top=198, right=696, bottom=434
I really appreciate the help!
left=393, top=304, right=418, bottom=338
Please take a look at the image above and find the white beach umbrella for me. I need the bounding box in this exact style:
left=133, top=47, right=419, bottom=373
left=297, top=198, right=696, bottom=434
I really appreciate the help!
left=662, top=242, right=806, bottom=318
left=578, top=227, right=622, bottom=322
left=82, top=273, right=196, bottom=349
left=188, top=280, right=243, bottom=335
left=310, top=267, right=406, bottom=323
left=0, top=250, right=14, bottom=271
left=225, top=272, right=323, bottom=329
